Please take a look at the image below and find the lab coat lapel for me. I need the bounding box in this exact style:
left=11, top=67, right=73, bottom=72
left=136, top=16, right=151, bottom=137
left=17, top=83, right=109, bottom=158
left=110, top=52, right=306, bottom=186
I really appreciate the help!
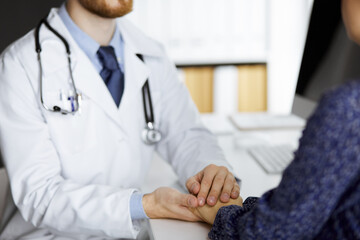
left=42, top=9, right=125, bottom=128
left=118, top=45, right=150, bottom=117
left=72, top=50, right=123, bottom=124
left=69, top=32, right=153, bottom=130
left=116, top=18, right=162, bottom=117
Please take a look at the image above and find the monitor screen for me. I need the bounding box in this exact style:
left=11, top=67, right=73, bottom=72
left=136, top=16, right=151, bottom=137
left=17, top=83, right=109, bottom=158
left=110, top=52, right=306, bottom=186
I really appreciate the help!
left=292, top=0, right=360, bottom=119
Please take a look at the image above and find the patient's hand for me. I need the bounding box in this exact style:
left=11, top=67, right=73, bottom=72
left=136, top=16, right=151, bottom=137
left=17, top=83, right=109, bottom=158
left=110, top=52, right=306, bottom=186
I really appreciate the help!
left=190, top=196, right=243, bottom=224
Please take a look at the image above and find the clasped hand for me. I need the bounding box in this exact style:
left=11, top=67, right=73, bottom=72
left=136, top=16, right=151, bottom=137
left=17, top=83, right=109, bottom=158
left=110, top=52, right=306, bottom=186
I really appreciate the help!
left=143, top=164, right=242, bottom=224
left=186, top=164, right=240, bottom=207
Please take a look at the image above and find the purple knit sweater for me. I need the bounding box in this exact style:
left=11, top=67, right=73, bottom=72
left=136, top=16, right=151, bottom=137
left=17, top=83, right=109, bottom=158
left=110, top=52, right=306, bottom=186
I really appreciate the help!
left=209, top=80, right=360, bottom=240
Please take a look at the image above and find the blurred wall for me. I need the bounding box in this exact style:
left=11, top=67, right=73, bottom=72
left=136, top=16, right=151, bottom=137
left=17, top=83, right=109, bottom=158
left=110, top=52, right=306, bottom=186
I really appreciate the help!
left=0, top=0, right=63, bottom=53
left=127, top=0, right=267, bottom=65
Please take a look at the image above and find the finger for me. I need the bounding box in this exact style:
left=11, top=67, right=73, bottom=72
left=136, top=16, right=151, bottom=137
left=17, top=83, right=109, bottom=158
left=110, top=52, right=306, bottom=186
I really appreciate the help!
left=172, top=192, right=202, bottom=221
left=206, top=168, right=228, bottom=206
left=230, top=182, right=240, bottom=199
left=197, top=165, right=218, bottom=206
left=177, top=192, right=198, bottom=208
left=152, top=187, right=201, bottom=221
left=186, top=171, right=203, bottom=195
left=219, top=173, right=235, bottom=202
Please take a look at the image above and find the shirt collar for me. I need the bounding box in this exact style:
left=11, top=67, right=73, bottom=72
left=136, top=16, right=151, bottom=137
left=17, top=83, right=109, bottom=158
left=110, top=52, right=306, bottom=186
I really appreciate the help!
left=58, top=3, right=124, bottom=71
left=109, top=26, right=123, bottom=65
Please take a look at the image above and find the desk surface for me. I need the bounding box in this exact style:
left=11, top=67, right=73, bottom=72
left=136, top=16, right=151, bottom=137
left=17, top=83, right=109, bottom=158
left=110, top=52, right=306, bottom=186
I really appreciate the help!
left=142, top=120, right=303, bottom=240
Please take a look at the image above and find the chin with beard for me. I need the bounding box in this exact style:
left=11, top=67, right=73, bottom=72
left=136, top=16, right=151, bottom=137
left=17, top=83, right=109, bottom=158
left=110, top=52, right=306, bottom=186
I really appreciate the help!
left=78, top=0, right=133, bottom=18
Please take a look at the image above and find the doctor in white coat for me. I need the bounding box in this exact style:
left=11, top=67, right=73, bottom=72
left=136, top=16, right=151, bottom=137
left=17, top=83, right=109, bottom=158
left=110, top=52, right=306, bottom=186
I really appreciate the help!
left=0, top=0, right=240, bottom=239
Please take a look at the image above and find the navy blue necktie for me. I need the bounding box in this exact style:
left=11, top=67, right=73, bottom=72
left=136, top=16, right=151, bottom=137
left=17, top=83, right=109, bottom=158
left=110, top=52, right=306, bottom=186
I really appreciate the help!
left=97, top=46, right=124, bottom=107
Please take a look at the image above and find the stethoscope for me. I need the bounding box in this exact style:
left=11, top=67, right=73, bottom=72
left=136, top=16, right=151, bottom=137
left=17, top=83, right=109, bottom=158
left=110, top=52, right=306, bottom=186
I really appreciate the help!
left=138, top=55, right=162, bottom=145
left=35, top=18, right=162, bottom=145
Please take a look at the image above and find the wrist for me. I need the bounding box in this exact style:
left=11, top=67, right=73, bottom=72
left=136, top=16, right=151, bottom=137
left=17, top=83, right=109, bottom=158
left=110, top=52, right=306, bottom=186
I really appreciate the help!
left=142, top=192, right=158, bottom=219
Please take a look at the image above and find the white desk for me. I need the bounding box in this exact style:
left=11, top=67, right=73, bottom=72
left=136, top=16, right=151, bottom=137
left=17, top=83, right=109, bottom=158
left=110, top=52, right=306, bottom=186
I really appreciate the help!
left=142, top=125, right=303, bottom=240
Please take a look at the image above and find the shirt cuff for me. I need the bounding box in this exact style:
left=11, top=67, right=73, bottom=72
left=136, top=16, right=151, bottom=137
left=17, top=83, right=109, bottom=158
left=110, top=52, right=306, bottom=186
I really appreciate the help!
left=130, top=192, right=149, bottom=220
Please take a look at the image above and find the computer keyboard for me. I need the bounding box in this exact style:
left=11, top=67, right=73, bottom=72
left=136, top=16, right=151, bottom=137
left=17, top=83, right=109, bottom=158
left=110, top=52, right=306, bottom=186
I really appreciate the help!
left=248, top=144, right=295, bottom=174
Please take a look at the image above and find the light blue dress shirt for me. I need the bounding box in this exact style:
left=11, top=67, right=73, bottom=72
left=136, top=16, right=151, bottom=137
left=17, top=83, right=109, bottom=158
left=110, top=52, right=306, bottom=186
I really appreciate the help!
left=58, top=3, right=148, bottom=220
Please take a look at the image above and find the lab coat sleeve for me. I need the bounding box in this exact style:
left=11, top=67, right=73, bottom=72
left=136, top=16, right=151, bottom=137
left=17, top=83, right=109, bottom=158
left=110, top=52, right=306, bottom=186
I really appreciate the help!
left=0, top=47, right=140, bottom=238
left=155, top=54, right=234, bottom=188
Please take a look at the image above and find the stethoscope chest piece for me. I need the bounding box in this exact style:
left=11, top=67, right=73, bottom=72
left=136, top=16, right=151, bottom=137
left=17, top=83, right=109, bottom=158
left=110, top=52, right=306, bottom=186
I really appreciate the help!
left=142, top=123, right=161, bottom=145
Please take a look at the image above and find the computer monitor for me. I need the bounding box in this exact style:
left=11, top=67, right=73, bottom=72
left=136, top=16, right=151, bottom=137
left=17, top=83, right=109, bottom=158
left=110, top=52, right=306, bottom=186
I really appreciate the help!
left=292, top=0, right=360, bottom=119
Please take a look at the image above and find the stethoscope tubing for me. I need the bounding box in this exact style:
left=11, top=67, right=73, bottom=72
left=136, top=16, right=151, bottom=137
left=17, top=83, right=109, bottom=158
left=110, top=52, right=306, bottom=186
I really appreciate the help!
left=142, top=75, right=154, bottom=127
left=35, top=17, right=161, bottom=144
left=138, top=54, right=162, bottom=144
left=36, top=18, right=80, bottom=114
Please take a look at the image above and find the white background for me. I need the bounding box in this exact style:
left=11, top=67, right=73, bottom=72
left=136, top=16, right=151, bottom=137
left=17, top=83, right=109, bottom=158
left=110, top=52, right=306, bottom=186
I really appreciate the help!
left=127, top=0, right=314, bottom=114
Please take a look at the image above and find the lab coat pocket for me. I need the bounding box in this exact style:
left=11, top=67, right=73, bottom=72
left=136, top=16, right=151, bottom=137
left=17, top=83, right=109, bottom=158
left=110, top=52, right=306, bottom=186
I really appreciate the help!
left=42, top=90, right=74, bottom=113
left=40, top=64, right=78, bottom=113
left=44, top=92, right=97, bottom=156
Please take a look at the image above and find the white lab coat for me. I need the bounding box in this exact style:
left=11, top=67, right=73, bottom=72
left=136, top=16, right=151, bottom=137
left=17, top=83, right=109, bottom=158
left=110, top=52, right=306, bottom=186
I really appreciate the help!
left=0, top=8, right=231, bottom=240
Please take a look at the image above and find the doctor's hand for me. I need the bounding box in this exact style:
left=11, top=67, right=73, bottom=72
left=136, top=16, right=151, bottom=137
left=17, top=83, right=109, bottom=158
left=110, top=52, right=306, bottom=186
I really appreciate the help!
left=186, top=164, right=240, bottom=207
left=142, top=187, right=202, bottom=222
